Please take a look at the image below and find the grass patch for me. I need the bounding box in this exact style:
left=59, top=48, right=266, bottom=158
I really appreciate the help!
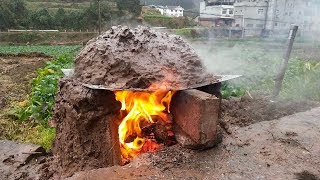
left=174, top=28, right=200, bottom=38
left=0, top=45, right=81, bottom=56
left=25, top=0, right=91, bottom=12
left=0, top=32, right=97, bottom=45
left=0, top=45, right=81, bottom=150
left=143, top=15, right=195, bottom=29
left=0, top=117, right=55, bottom=151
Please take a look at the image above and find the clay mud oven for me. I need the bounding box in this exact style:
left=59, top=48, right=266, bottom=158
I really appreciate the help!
left=52, top=26, right=232, bottom=177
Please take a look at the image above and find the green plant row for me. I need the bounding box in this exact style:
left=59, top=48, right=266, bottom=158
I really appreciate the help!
left=16, top=55, right=74, bottom=124
left=0, top=45, right=81, bottom=56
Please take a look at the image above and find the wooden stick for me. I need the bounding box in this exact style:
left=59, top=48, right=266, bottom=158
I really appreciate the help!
left=22, top=152, right=43, bottom=154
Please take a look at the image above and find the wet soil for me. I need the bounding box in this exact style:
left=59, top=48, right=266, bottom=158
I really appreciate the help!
left=68, top=107, right=320, bottom=179
left=220, top=94, right=320, bottom=130
left=74, top=26, right=216, bottom=90
left=0, top=140, right=53, bottom=180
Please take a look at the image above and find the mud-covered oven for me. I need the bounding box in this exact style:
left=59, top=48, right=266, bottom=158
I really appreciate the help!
left=51, top=26, right=231, bottom=178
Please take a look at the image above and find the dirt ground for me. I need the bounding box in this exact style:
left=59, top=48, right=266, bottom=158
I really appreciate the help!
left=220, top=95, right=320, bottom=133
left=0, top=53, right=320, bottom=179
left=0, top=54, right=50, bottom=139
left=39, top=96, right=320, bottom=179
left=69, top=107, right=320, bottom=180
left=0, top=53, right=50, bottom=109
left=1, top=94, right=320, bottom=179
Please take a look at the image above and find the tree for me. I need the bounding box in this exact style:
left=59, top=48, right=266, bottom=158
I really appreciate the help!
left=117, top=0, right=142, bottom=17
left=8, top=0, right=28, bottom=27
left=30, top=9, right=54, bottom=29
left=0, top=3, right=15, bottom=30
left=55, top=8, right=67, bottom=29
left=81, top=0, right=112, bottom=31
left=66, top=11, right=85, bottom=30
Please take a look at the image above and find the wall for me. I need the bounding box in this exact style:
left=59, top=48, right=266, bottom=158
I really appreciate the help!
left=234, top=0, right=268, bottom=30
left=200, top=1, right=234, bottom=27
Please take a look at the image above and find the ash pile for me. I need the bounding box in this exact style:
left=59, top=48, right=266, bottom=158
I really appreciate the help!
left=51, top=26, right=221, bottom=178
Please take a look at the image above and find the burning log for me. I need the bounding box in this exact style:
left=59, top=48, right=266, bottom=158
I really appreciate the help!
left=124, top=133, right=138, bottom=144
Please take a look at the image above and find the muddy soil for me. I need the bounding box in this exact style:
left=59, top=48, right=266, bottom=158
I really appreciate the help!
left=51, top=93, right=319, bottom=179
left=74, top=26, right=216, bottom=90
left=220, top=94, right=320, bottom=131
left=0, top=140, right=53, bottom=180
left=69, top=107, right=320, bottom=180
left=0, top=54, right=50, bottom=109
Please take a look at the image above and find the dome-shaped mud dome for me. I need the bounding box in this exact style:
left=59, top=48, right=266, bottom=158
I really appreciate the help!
left=74, top=26, right=217, bottom=90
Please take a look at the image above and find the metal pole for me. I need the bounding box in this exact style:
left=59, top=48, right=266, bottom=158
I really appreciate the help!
left=272, top=25, right=299, bottom=99
left=241, top=14, right=245, bottom=38
left=98, top=0, right=101, bottom=35
left=262, top=0, right=269, bottom=36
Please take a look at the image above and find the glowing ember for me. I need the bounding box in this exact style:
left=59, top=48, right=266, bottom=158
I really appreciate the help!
left=115, top=90, right=175, bottom=161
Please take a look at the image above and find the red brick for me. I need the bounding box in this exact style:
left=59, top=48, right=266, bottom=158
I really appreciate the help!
left=171, top=89, right=220, bottom=149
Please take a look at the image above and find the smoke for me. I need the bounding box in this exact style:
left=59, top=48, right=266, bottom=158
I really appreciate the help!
left=187, top=36, right=320, bottom=100
left=191, top=41, right=245, bottom=74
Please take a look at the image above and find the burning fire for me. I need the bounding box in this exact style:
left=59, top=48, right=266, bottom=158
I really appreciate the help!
left=115, top=89, right=175, bottom=161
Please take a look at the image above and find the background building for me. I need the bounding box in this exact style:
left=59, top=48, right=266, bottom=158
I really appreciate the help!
left=199, top=0, right=235, bottom=27
left=156, top=6, right=184, bottom=17
left=266, top=0, right=320, bottom=35
left=199, top=0, right=320, bottom=37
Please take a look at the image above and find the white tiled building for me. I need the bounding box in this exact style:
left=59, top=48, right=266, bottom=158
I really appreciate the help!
left=156, top=6, right=184, bottom=17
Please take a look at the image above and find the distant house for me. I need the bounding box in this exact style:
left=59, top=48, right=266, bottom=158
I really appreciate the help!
left=156, top=6, right=184, bottom=17
left=199, top=0, right=235, bottom=27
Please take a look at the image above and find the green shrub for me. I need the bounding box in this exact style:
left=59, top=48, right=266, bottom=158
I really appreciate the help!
left=16, top=55, right=73, bottom=124
left=221, top=81, right=246, bottom=99
left=143, top=15, right=193, bottom=29
left=174, top=28, right=200, bottom=38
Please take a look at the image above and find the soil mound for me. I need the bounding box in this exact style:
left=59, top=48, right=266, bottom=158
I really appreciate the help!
left=74, top=26, right=215, bottom=90
left=221, top=94, right=320, bottom=128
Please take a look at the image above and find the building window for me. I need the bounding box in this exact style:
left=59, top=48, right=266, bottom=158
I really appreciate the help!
left=258, top=9, right=264, bottom=14
left=222, top=9, right=227, bottom=14
left=246, top=24, right=253, bottom=27
left=274, top=22, right=278, bottom=26
left=229, top=10, right=234, bottom=14
left=306, top=1, right=311, bottom=6
left=256, top=24, right=264, bottom=28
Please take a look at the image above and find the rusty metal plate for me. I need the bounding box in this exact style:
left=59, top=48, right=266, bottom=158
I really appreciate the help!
left=82, top=75, right=241, bottom=91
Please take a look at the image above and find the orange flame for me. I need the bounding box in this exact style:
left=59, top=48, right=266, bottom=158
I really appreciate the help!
left=115, top=90, right=174, bottom=161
